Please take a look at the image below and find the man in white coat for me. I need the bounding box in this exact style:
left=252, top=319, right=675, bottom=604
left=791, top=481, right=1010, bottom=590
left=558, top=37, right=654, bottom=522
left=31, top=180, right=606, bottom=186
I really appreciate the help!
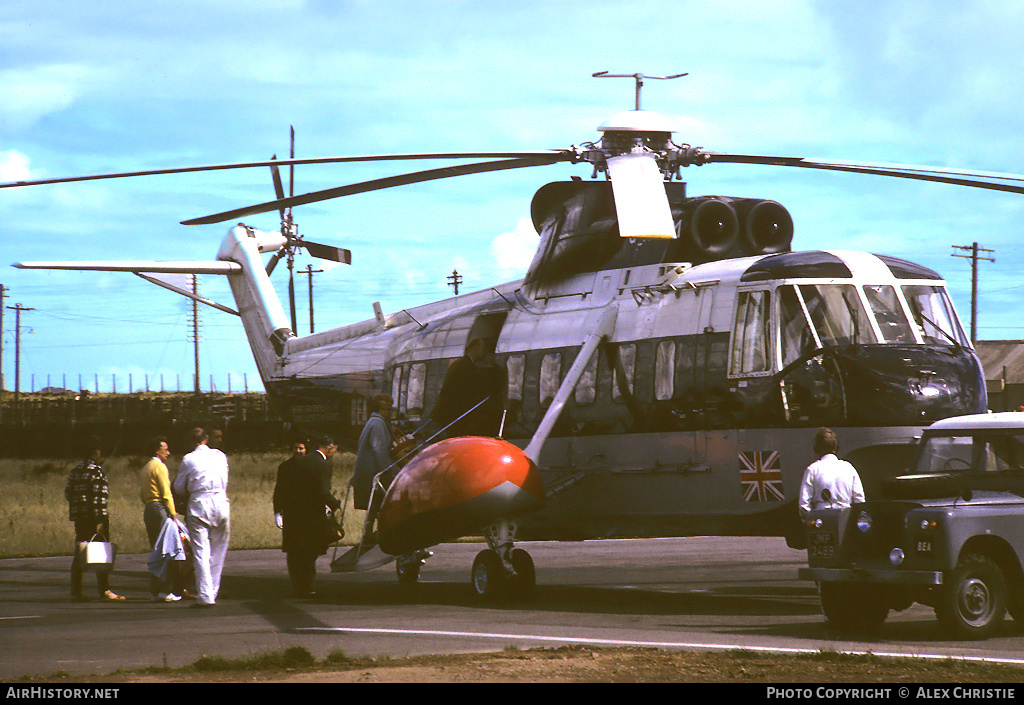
left=173, top=427, right=230, bottom=607
left=798, top=427, right=865, bottom=520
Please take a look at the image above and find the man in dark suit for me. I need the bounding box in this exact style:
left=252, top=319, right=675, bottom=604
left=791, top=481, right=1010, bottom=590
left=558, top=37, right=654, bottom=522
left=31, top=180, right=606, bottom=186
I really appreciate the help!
left=429, top=337, right=494, bottom=437
left=272, top=434, right=341, bottom=597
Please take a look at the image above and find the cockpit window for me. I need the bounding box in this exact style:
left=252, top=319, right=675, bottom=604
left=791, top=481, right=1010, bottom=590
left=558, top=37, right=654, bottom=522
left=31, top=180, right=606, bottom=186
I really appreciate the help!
left=903, top=285, right=969, bottom=347
left=798, top=284, right=876, bottom=348
left=863, top=285, right=915, bottom=343
left=779, top=286, right=816, bottom=367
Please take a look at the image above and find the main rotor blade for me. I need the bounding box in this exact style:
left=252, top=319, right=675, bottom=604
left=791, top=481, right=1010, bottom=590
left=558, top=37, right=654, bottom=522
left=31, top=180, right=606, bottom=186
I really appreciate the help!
left=303, top=240, right=351, bottom=265
left=182, top=154, right=572, bottom=226
left=705, top=154, right=1024, bottom=195
left=606, top=153, right=676, bottom=239
left=0, top=151, right=569, bottom=190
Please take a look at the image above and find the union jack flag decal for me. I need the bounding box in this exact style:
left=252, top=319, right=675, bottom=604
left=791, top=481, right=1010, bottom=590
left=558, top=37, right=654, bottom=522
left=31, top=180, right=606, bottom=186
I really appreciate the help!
left=739, top=450, right=784, bottom=502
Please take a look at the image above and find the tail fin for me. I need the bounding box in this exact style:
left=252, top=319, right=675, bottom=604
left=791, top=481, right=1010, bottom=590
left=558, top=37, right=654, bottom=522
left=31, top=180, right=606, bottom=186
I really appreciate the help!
left=14, top=225, right=294, bottom=387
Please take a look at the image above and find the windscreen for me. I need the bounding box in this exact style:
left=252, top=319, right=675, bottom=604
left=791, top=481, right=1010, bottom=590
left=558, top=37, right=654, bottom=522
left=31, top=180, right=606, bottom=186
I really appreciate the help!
left=913, top=433, right=1024, bottom=475
left=903, top=285, right=969, bottom=346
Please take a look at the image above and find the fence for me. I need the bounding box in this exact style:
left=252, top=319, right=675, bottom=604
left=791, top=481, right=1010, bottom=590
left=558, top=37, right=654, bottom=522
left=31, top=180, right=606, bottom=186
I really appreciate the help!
left=0, top=391, right=290, bottom=458
left=16, top=372, right=264, bottom=395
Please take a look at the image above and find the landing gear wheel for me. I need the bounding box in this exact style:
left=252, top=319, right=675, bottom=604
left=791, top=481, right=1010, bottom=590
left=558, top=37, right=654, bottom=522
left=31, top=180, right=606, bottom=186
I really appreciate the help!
left=507, top=548, right=536, bottom=600
left=936, top=554, right=1006, bottom=640
left=471, top=549, right=505, bottom=600
left=819, top=582, right=889, bottom=633
left=396, top=559, right=421, bottom=585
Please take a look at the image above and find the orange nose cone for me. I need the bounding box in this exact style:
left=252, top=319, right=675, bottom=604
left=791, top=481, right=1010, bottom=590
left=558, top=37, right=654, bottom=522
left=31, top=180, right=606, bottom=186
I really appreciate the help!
left=377, top=436, right=544, bottom=555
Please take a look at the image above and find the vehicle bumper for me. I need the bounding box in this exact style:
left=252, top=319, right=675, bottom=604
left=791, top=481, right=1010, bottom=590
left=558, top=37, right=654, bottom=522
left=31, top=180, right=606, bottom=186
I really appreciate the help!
left=799, top=567, right=943, bottom=585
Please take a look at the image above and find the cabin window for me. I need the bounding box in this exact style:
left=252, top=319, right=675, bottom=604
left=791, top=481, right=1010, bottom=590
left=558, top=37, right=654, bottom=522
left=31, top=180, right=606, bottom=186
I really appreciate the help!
left=506, top=354, right=526, bottom=402
left=863, top=285, right=914, bottom=343
left=613, top=343, right=636, bottom=401
left=391, top=365, right=402, bottom=407
left=799, top=284, right=875, bottom=347
left=406, top=362, right=426, bottom=416
left=655, top=341, right=675, bottom=400
left=731, top=290, right=772, bottom=375
left=351, top=396, right=368, bottom=427
left=902, top=285, right=969, bottom=346
left=540, top=353, right=562, bottom=406
left=575, top=354, right=598, bottom=405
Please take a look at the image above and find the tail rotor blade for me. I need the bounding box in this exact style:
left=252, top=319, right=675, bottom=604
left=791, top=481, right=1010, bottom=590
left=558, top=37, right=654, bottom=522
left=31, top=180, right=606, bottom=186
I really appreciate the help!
left=266, top=249, right=285, bottom=276
left=270, top=157, right=287, bottom=222
left=289, top=126, right=295, bottom=199
left=303, top=240, right=352, bottom=265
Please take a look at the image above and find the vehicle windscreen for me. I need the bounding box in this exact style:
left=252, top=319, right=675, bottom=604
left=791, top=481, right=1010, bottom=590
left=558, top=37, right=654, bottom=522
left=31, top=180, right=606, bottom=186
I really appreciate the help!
left=913, top=432, right=1024, bottom=475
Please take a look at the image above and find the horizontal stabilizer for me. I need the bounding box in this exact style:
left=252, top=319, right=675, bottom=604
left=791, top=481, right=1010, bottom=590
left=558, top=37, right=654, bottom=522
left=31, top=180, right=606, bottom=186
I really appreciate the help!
left=13, top=260, right=241, bottom=274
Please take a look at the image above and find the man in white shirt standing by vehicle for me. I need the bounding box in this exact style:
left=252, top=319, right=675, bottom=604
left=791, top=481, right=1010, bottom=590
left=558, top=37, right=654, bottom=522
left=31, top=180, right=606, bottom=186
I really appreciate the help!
left=798, top=427, right=865, bottom=520
left=173, top=427, right=230, bottom=608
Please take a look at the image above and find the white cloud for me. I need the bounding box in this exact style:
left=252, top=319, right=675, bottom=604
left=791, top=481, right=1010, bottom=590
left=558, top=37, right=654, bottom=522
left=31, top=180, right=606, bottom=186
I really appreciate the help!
left=491, top=217, right=539, bottom=277
left=0, top=65, right=97, bottom=132
left=0, top=150, right=31, bottom=181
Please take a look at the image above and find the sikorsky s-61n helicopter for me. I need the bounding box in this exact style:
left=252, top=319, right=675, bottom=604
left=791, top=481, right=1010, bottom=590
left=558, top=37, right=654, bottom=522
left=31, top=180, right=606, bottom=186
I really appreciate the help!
left=11, top=72, right=1024, bottom=599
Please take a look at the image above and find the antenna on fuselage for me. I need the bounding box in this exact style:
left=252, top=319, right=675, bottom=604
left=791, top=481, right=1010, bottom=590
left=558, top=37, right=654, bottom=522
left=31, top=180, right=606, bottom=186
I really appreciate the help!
left=592, top=71, right=688, bottom=110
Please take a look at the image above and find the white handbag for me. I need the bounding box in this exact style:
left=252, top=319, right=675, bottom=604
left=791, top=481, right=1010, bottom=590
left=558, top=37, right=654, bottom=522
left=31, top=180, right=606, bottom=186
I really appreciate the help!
left=77, top=535, right=117, bottom=573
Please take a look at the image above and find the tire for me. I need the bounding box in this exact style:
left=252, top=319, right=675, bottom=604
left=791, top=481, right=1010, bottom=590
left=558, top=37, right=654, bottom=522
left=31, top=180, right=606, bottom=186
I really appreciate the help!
left=507, top=548, right=536, bottom=601
left=882, top=473, right=965, bottom=500
left=819, top=582, right=889, bottom=633
left=935, top=554, right=1006, bottom=640
left=396, top=559, right=421, bottom=585
left=471, top=549, right=506, bottom=600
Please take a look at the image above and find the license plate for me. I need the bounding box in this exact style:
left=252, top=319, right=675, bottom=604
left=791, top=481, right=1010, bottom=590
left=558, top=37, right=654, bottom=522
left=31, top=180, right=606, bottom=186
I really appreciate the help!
left=808, top=532, right=836, bottom=558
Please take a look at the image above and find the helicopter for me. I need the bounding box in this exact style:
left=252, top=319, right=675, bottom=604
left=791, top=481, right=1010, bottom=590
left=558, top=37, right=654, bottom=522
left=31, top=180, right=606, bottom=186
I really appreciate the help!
left=10, top=72, right=1024, bottom=600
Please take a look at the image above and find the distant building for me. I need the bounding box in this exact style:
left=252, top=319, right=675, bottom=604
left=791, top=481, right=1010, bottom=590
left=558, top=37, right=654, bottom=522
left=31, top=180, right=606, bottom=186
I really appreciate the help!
left=975, top=341, right=1024, bottom=411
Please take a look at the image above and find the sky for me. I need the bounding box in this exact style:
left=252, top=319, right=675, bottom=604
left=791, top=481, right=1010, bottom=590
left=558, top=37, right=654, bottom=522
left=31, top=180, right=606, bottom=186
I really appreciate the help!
left=3, top=0, right=1024, bottom=394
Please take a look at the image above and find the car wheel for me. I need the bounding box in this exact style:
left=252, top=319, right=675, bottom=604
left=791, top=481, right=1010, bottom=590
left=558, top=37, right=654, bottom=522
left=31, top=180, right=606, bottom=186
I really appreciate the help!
left=935, top=554, right=1006, bottom=640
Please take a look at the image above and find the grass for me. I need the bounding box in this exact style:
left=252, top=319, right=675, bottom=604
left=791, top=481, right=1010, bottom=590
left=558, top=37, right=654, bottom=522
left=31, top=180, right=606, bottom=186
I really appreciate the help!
left=0, top=451, right=363, bottom=559
left=16, top=645, right=1024, bottom=683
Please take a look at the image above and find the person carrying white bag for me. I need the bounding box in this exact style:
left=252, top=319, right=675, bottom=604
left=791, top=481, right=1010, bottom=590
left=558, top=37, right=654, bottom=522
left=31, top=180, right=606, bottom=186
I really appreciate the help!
left=64, top=435, right=124, bottom=602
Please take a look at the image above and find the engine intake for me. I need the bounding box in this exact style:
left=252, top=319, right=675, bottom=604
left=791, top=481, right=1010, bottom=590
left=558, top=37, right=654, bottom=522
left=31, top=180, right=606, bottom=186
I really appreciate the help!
left=736, top=198, right=794, bottom=255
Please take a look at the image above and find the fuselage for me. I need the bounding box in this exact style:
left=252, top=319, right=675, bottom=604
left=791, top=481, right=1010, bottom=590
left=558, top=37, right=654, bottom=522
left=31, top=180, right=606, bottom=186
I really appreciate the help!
left=216, top=184, right=985, bottom=546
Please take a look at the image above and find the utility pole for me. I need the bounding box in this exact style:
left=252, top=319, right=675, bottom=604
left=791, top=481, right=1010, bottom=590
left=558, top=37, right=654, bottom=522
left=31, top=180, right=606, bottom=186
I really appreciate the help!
left=7, top=303, right=34, bottom=403
left=952, top=243, right=995, bottom=344
left=189, top=275, right=201, bottom=393
left=300, top=264, right=322, bottom=333
left=447, top=269, right=463, bottom=296
left=0, top=284, right=7, bottom=402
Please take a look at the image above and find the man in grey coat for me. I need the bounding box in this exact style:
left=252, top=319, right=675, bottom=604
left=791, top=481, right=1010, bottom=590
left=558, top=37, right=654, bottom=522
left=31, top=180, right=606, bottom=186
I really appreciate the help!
left=352, top=394, right=395, bottom=511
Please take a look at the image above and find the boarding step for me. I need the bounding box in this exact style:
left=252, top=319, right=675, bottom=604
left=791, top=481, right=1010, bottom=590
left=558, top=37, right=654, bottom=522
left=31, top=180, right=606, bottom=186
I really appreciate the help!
left=330, top=542, right=396, bottom=573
